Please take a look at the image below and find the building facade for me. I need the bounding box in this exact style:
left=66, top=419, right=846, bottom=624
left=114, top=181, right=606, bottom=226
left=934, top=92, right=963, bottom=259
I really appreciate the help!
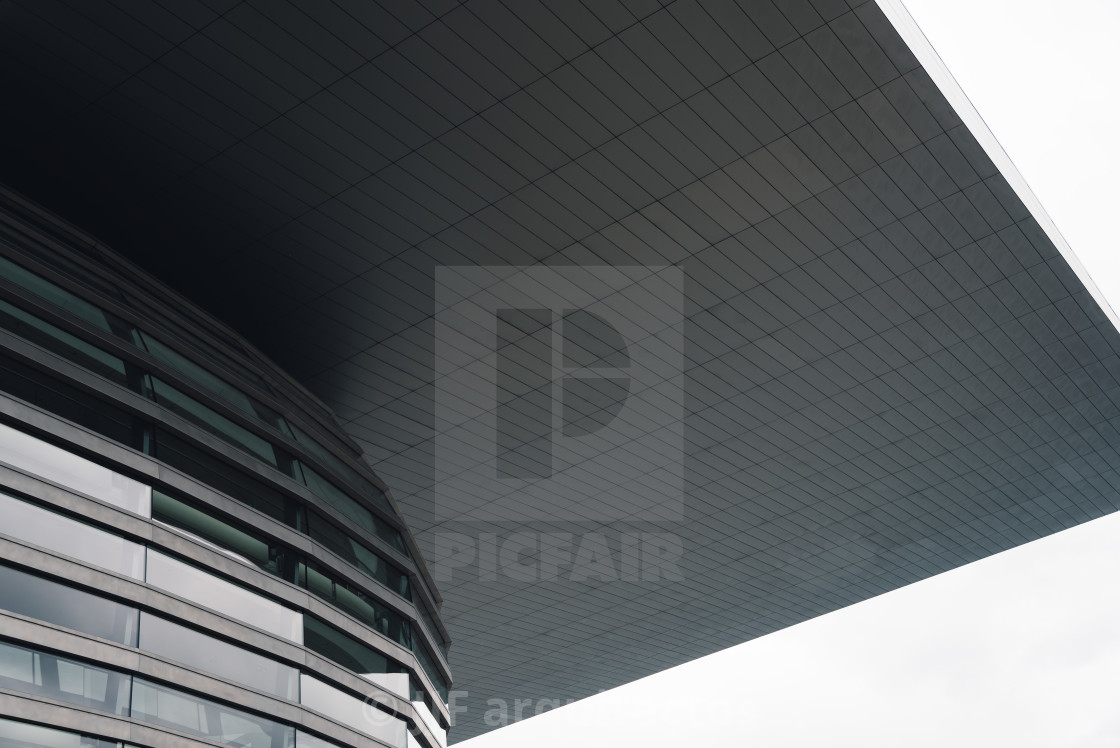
left=0, top=186, right=451, bottom=748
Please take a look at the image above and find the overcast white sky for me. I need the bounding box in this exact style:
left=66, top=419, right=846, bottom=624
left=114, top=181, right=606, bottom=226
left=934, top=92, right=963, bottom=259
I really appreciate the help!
left=459, top=2, right=1120, bottom=746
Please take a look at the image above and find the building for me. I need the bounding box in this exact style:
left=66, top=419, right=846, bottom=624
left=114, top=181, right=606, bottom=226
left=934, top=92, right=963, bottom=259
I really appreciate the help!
left=0, top=188, right=451, bottom=747
left=2, top=0, right=1119, bottom=743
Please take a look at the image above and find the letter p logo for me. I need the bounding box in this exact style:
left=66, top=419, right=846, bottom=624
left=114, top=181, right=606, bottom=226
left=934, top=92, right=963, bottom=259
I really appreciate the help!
left=435, top=266, right=684, bottom=523
left=496, top=308, right=631, bottom=479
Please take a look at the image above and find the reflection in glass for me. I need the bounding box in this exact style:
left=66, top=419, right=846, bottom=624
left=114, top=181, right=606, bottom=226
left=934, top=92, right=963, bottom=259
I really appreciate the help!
left=145, top=551, right=302, bottom=643
left=0, top=423, right=150, bottom=516
left=0, top=640, right=130, bottom=715
left=122, top=291, right=261, bottom=388
left=139, top=613, right=299, bottom=700
left=150, top=377, right=277, bottom=466
left=303, top=615, right=396, bottom=679
left=0, top=564, right=139, bottom=646
left=300, top=465, right=376, bottom=534
left=152, top=490, right=296, bottom=580
left=413, top=640, right=449, bottom=703
left=0, top=298, right=128, bottom=385
left=290, top=424, right=396, bottom=519
left=0, top=353, right=136, bottom=447
left=415, top=600, right=449, bottom=659
left=138, top=330, right=258, bottom=415
left=306, top=514, right=409, bottom=599
left=132, top=678, right=295, bottom=748
left=299, top=561, right=411, bottom=650
left=0, top=493, right=145, bottom=579
left=0, top=717, right=118, bottom=748
left=300, top=675, right=407, bottom=748
left=0, top=255, right=114, bottom=332
left=152, top=429, right=291, bottom=524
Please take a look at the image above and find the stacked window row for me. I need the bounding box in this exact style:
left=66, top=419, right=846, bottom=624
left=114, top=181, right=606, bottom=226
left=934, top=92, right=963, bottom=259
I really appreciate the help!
left=0, top=423, right=450, bottom=704
left=0, top=205, right=351, bottom=461
left=0, top=253, right=405, bottom=547
left=0, top=497, right=445, bottom=746
left=0, top=304, right=451, bottom=662
left=0, top=634, right=413, bottom=748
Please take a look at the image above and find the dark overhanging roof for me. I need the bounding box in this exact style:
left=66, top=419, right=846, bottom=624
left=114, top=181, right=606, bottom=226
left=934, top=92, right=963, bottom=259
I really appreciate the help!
left=1, top=0, right=1117, bottom=742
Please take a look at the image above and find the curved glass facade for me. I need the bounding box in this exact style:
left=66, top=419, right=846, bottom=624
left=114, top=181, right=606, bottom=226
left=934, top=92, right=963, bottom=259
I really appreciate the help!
left=0, top=194, right=451, bottom=748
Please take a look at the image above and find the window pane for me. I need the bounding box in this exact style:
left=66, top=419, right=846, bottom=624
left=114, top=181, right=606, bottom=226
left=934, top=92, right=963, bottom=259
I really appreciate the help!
left=0, top=255, right=112, bottom=332
left=145, top=551, right=302, bottom=643
left=302, top=615, right=394, bottom=679
left=150, top=377, right=277, bottom=466
left=299, top=562, right=410, bottom=650
left=0, top=354, right=136, bottom=447
left=290, top=424, right=395, bottom=518
left=416, top=604, right=449, bottom=660
left=121, top=292, right=264, bottom=388
left=137, top=330, right=258, bottom=415
left=0, top=564, right=139, bottom=646
left=152, top=429, right=289, bottom=524
left=0, top=640, right=130, bottom=715
left=139, top=613, right=298, bottom=700
left=0, top=493, right=145, bottom=578
left=152, top=490, right=288, bottom=577
left=0, top=298, right=128, bottom=385
left=299, top=675, right=407, bottom=748
left=306, top=515, right=409, bottom=599
left=131, top=678, right=295, bottom=748
left=0, top=422, right=150, bottom=516
left=301, top=466, right=406, bottom=554
left=413, top=640, right=449, bottom=703
left=0, top=717, right=118, bottom=748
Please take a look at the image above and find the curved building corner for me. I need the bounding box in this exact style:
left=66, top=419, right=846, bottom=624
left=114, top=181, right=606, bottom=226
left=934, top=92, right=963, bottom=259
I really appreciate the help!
left=0, top=185, right=451, bottom=748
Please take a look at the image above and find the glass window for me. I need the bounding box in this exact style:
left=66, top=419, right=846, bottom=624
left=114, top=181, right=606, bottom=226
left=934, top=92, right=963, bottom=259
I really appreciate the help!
left=299, top=675, right=407, bottom=748
left=137, top=330, right=259, bottom=415
left=413, top=640, right=449, bottom=703
left=131, top=678, right=295, bottom=748
left=0, top=422, right=150, bottom=516
left=138, top=613, right=298, bottom=701
left=0, top=640, right=130, bottom=715
left=299, top=562, right=411, bottom=650
left=0, top=493, right=145, bottom=579
left=145, top=551, right=302, bottom=644
left=152, top=429, right=291, bottom=525
left=290, top=424, right=395, bottom=518
left=302, top=615, right=397, bottom=680
left=365, top=673, right=410, bottom=701
left=150, top=377, right=277, bottom=466
left=0, top=716, right=118, bottom=748
left=0, top=564, right=139, bottom=646
left=302, top=467, right=406, bottom=554
left=0, top=354, right=137, bottom=447
left=151, top=490, right=297, bottom=581
left=0, top=298, right=128, bottom=385
left=0, top=255, right=114, bottom=332
left=415, top=601, right=448, bottom=660
left=121, top=292, right=264, bottom=388
left=306, top=511, right=409, bottom=599
left=0, top=224, right=126, bottom=307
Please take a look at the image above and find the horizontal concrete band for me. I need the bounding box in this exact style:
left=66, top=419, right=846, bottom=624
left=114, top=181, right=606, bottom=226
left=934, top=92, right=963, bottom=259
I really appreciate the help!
left=0, top=532, right=446, bottom=748
left=0, top=386, right=453, bottom=699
